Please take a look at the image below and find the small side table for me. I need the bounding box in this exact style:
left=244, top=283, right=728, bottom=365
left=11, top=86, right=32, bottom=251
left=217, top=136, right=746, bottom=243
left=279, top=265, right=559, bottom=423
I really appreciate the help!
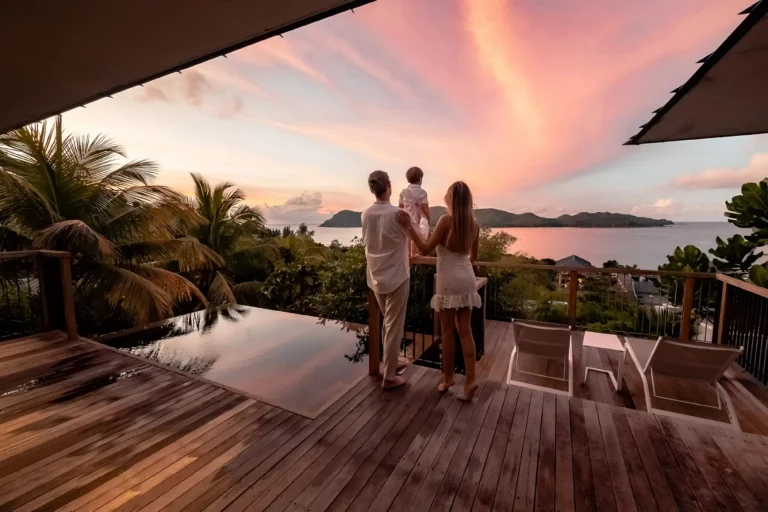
left=582, top=332, right=625, bottom=391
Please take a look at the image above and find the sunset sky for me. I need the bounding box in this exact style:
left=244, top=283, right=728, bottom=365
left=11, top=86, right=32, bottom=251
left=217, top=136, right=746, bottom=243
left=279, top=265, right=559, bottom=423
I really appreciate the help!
left=62, top=0, right=768, bottom=224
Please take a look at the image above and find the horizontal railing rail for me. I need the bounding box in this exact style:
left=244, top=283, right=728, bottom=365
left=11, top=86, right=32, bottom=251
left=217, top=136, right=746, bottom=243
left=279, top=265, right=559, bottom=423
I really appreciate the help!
left=0, top=250, right=77, bottom=341
left=717, top=273, right=768, bottom=385
left=410, top=256, right=719, bottom=342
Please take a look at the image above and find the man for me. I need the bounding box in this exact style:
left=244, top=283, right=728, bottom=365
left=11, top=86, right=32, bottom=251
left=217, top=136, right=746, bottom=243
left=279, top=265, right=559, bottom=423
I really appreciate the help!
left=362, top=170, right=410, bottom=389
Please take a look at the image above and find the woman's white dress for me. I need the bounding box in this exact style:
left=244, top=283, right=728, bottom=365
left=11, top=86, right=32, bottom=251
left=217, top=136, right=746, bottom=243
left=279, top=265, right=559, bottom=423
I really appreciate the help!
left=431, top=245, right=483, bottom=311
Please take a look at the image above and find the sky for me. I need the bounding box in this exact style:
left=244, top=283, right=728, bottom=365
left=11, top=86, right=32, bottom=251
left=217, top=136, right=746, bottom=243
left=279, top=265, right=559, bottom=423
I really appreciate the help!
left=62, top=0, right=768, bottom=224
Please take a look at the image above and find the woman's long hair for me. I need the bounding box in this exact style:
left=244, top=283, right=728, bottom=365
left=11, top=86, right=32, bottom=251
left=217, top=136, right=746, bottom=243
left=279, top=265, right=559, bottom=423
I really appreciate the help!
left=444, top=181, right=476, bottom=253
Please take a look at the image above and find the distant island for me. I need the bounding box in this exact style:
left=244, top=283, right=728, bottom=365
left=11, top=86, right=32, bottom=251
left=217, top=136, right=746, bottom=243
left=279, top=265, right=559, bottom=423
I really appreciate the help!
left=319, top=207, right=673, bottom=228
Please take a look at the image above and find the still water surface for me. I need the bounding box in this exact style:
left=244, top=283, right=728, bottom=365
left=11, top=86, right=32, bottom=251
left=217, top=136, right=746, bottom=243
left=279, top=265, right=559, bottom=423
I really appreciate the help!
left=292, top=222, right=749, bottom=269
left=100, top=306, right=367, bottom=418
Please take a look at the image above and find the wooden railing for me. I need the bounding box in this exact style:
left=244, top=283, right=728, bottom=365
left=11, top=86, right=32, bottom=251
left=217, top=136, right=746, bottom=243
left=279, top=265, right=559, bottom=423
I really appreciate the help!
left=717, top=274, right=768, bottom=385
left=0, top=250, right=77, bottom=341
left=368, top=257, right=722, bottom=376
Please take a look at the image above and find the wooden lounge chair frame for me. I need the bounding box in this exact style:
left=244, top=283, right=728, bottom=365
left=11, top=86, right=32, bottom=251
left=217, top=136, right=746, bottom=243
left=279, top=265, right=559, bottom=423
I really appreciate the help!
left=624, top=336, right=743, bottom=430
left=507, top=320, right=573, bottom=396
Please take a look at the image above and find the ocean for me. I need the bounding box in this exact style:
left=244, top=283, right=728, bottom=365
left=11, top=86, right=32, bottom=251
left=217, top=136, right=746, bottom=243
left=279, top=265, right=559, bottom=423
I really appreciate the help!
left=275, top=222, right=750, bottom=269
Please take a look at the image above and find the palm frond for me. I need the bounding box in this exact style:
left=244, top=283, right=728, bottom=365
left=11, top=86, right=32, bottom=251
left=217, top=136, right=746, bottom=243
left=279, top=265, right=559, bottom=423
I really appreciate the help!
left=65, top=133, right=126, bottom=179
left=81, top=263, right=173, bottom=325
left=135, top=265, right=208, bottom=307
left=96, top=159, right=158, bottom=188
left=32, top=219, right=116, bottom=260
left=174, top=237, right=224, bottom=272
left=233, top=280, right=263, bottom=305
left=209, top=271, right=236, bottom=305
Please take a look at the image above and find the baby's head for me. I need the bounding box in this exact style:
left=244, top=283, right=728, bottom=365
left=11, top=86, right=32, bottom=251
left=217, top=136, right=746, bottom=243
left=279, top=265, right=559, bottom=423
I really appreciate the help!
left=406, top=166, right=424, bottom=185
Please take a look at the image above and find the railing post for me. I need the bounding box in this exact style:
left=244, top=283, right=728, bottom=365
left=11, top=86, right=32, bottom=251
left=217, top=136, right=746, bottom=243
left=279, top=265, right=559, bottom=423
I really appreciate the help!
left=36, top=254, right=50, bottom=331
left=717, top=281, right=728, bottom=344
left=681, top=276, right=695, bottom=341
left=367, top=288, right=381, bottom=377
left=568, top=271, right=578, bottom=328
left=59, top=255, right=78, bottom=340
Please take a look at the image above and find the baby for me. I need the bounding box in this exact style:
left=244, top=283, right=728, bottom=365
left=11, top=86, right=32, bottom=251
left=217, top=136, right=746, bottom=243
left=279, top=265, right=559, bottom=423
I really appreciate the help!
left=398, top=166, right=430, bottom=257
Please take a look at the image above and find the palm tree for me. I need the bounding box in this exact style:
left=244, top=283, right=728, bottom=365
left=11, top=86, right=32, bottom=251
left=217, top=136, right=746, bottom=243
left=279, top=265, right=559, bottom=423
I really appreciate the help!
left=187, top=173, right=279, bottom=305
left=0, top=117, right=215, bottom=330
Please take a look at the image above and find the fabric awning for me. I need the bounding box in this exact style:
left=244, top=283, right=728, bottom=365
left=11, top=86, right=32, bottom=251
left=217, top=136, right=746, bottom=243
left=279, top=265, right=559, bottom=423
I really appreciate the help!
left=627, top=1, right=768, bottom=145
left=0, top=0, right=374, bottom=134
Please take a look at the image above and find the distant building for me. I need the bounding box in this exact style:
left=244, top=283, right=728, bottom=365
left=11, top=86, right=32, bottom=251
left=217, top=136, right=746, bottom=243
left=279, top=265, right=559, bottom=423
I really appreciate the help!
left=554, top=255, right=593, bottom=268
left=555, top=255, right=593, bottom=287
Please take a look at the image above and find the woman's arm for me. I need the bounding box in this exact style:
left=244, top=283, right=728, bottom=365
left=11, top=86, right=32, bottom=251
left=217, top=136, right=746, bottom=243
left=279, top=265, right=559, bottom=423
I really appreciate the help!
left=470, top=225, right=479, bottom=263
left=398, top=212, right=450, bottom=255
left=411, top=215, right=450, bottom=255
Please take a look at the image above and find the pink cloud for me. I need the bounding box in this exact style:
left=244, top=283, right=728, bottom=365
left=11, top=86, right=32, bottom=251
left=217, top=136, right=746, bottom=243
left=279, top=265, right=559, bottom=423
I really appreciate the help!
left=674, top=154, right=768, bottom=189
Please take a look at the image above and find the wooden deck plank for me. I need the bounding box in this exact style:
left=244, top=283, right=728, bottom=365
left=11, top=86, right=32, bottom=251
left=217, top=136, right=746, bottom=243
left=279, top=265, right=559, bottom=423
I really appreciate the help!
left=305, top=370, right=435, bottom=512
left=682, top=423, right=763, bottom=512
left=513, top=389, right=544, bottom=512
left=594, top=403, right=638, bottom=512
left=243, top=386, right=391, bottom=512
left=0, top=389, right=244, bottom=511
left=428, top=382, right=498, bottom=512
left=59, top=400, right=264, bottom=512
left=534, top=391, right=556, bottom=512
left=190, top=376, right=378, bottom=512
left=364, top=382, right=467, bottom=512
left=581, top=399, right=616, bottom=512
left=493, top=387, right=532, bottom=512
left=0, top=381, right=213, bottom=502
left=656, top=415, right=722, bottom=511
left=2, top=325, right=768, bottom=512
left=325, top=375, right=444, bottom=512
left=713, top=434, right=768, bottom=508
left=568, top=398, right=595, bottom=512
left=554, top=394, right=574, bottom=512
left=471, top=386, right=519, bottom=512
left=612, top=409, right=678, bottom=511
left=452, top=385, right=507, bottom=511
left=394, top=381, right=485, bottom=512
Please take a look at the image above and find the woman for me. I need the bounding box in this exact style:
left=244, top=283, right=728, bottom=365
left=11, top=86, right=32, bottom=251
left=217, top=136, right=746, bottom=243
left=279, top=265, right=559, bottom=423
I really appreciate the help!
left=398, top=181, right=481, bottom=400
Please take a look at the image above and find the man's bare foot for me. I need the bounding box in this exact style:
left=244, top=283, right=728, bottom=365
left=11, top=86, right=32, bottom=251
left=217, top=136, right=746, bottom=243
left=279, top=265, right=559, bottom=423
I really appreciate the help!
left=437, top=379, right=455, bottom=393
left=459, top=381, right=479, bottom=402
left=382, top=376, right=407, bottom=390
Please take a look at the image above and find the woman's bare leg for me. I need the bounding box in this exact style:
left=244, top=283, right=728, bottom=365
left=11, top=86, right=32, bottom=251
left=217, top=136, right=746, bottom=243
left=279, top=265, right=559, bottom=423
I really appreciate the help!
left=438, top=308, right=457, bottom=391
left=457, top=307, right=478, bottom=401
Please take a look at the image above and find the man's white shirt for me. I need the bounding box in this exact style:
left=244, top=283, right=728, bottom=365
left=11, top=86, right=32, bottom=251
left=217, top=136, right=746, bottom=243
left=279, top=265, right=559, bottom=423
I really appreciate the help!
left=362, top=200, right=410, bottom=294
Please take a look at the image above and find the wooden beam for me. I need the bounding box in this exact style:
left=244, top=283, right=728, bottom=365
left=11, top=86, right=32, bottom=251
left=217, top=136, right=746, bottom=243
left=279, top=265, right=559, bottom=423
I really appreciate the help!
left=716, top=272, right=768, bottom=300
left=367, top=288, right=381, bottom=377
left=568, top=271, right=578, bottom=329
left=59, top=255, right=78, bottom=340
left=681, top=277, right=695, bottom=341
left=717, top=282, right=728, bottom=344
left=36, top=254, right=50, bottom=331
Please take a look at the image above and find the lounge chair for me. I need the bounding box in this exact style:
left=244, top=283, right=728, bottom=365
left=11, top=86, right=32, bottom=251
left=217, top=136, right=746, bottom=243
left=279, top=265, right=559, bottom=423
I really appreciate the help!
left=624, top=336, right=743, bottom=430
left=507, top=321, right=573, bottom=396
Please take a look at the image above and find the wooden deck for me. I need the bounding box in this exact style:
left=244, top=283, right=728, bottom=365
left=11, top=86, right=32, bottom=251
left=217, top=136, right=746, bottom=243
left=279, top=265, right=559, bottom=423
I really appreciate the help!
left=2, top=326, right=768, bottom=511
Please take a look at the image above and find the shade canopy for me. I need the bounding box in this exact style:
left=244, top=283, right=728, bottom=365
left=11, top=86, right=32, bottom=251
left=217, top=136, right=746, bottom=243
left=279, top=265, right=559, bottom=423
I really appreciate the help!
left=0, top=0, right=373, bottom=134
left=628, top=1, right=768, bottom=145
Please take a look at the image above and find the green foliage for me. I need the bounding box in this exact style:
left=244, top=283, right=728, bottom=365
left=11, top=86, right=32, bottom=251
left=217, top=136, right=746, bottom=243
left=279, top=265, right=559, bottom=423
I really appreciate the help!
left=725, top=181, right=768, bottom=245
left=310, top=239, right=369, bottom=325
left=750, top=264, right=768, bottom=288
left=660, top=245, right=711, bottom=273
left=258, top=261, right=323, bottom=314
left=477, top=226, right=517, bottom=262
left=0, top=117, right=208, bottom=332
left=709, top=235, right=762, bottom=276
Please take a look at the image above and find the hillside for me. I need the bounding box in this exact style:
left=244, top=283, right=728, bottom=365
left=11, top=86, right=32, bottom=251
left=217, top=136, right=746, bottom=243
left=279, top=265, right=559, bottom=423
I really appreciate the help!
left=319, top=208, right=673, bottom=228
